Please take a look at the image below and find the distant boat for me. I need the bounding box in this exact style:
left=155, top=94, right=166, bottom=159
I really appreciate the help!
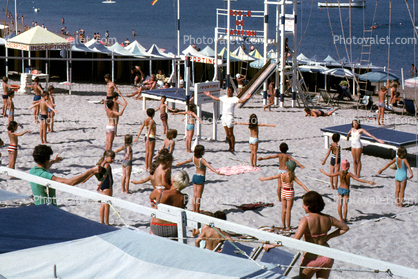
left=33, top=8, right=40, bottom=12
left=318, top=0, right=365, bottom=8
left=102, top=0, right=116, bottom=3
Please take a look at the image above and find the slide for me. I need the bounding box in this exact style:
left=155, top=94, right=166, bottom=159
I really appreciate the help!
left=236, top=59, right=278, bottom=108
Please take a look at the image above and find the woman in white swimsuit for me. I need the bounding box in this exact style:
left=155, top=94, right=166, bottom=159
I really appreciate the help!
left=346, top=119, right=384, bottom=177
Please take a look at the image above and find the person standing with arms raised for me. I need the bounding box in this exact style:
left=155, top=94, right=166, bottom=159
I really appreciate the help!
left=204, top=86, right=250, bottom=153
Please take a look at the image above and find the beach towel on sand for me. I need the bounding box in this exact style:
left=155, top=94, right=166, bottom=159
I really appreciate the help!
left=209, top=165, right=260, bottom=175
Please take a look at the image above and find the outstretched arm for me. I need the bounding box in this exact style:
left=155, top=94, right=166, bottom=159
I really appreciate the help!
left=52, top=166, right=100, bottom=186
left=171, top=111, right=187, bottom=116
left=190, top=111, right=204, bottom=125
left=176, top=157, right=193, bottom=167
left=202, top=158, right=224, bottom=175
left=134, top=122, right=146, bottom=142
left=287, top=155, right=305, bottom=169
left=131, top=175, right=151, bottom=185
left=361, top=129, right=384, bottom=144
left=28, top=103, right=40, bottom=111
left=346, top=130, right=352, bottom=141
left=45, top=102, right=58, bottom=114
left=258, top=154, right=280, bottom=161
left=319, top=168, right=340, bottom=178
left=15, top=130, right=32, bottom=137
left=234, top=122, right=249, bottom=126
left=377, top=158, right=396, bottom=174
left=258, top=123, right=276, bottom=127
left=237, top=94, right=250, bottom=103
left=349, top=173, right=376, bottom=185
left=203, top=91, right=220, bottom=101
left=259, top=174, right=280, bottom=181
left=114, top=99, right=128, bottom=116
left=294, top=176, right=309, bottom=192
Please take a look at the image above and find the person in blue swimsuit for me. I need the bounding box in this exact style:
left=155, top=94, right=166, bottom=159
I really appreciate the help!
left=176, top=145, right=224, bottom=212
left=378, top=147, right=413, bottom=207
left=96, top=150, right=115, bottom=225
left=322, top=133, right=341, bottom=190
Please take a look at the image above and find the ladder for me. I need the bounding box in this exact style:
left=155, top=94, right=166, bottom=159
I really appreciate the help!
left=293, top=65, right=313, bottom=108
left=357, top=29, right=373, bottom=97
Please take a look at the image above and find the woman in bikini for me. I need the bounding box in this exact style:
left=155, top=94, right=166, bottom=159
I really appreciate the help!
left=134, top=108, right=157, bottom=171
left=177, top=145, right=223, bottom=212
left=171, top=103, right=204, bottom=153
left=265, top=191, right=349, bottom=279
left=346, top=119, right=384, bottom=177
left=104, top=96, right=127, bottom=151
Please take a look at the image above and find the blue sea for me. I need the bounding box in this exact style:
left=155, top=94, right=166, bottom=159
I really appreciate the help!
left=5, top=0, right=418, bottom=76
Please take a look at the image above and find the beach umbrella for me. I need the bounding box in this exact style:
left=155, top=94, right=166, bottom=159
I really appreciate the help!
left=249, top=58, right=276, bottom=69
left=358, top=70, right=400, bottom=83
left=299, top=65, right=329, bottom=73
left=404, top=76, right=418, bottom=88
left=323, top=68, right=357, bottom=78
left=249, top=49, right=263, bottom=59
left=232, top=46, right=255, bottom=61
left=201, top=46, right=215, bottom=57
left=218, top=47, right=242, bottom=61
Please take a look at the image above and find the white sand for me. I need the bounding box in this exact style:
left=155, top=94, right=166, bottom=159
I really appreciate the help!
left=1, top=84, right=417, bottom=278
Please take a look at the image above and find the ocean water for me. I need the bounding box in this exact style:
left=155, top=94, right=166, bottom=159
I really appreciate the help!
left=5, top=0, right=418, bottom=76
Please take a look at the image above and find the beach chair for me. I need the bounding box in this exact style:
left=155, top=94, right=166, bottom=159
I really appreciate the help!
left=319, top=89, right=337, bottom=106
left=358, top=95, right=372, bottom=110
left=220, top=241, right=258, bottom=260
left=404, top=99, right=416, bottom=115
left=259, top=247, right=301, bottom=276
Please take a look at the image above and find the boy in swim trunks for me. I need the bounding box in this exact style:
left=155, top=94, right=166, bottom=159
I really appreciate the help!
left=2, top=76, right=12, bottom=117
left=27, top=76, right=43, bottom=124
left=47, top=86, right=56, bottom=132
left=104, top=73, right=122, bottom=101
left=155, top=95, right=178, bottom=135
left=7, top=121, right=32, bottom=169
left=377, top=86, right=387, bottom=125
left=29, top=92, right=57, bottom=144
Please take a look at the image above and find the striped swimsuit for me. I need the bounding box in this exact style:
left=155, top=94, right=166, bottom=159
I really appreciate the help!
left=8, top=144, right=17, bottom=153
left=280, top=173, right=294, bottom=200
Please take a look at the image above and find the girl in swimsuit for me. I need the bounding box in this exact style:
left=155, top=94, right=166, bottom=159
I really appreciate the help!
left=134, top=108, right=157, bottom=171
left=115, top=135, right=133, bottom=194
left=322, top=133, right=341, bottom=190
left=155, top=96, right=177, bottom=135
left=104, top=96, right=127, bottom=151
left=346, top=119, right=384, bottom=177
left=96, top=150, right=115, bottom=225
left=320, top=159, right=376, bottom=222
left=7, top=121, right=32, bottom=169
left=171, top=103, right=204, bottom=153
left=155, top=129, right=177, bottom=158
left=378, top=147, right=413, bottom=207
left=132, top=161, right=158, bottom=190
left=235, top=114, right=276, bottom=168
left=259, top=160, right=309, bottom=231
left=177, top=145, right=224, bottom=212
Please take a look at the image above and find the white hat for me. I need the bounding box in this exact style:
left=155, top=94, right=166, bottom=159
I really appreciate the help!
left=236, top=74, right=241, bottom=79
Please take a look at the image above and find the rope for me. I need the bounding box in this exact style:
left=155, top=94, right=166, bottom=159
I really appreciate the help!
left=107, top=200, right=139, bottom=230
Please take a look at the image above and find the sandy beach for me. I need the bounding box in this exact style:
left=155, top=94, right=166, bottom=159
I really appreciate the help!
left=1, top=82, right=417, bottom=278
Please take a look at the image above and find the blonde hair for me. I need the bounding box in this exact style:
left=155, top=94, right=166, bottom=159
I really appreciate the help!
left=172, top=170, right=189, bottom=191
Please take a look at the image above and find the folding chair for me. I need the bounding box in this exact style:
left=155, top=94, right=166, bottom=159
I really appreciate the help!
left=319, top=89, right=337, bottom=106
left=259, top=247, right=301, bottom=276
left=220, top=241, right=258, bottom=260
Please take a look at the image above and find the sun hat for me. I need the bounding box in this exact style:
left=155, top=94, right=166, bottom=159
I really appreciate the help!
left=286, top=160, right=296, bottom=171
left=341, top=159, right=350, bottom=171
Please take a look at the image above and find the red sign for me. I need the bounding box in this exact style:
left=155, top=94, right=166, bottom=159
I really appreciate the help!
left=230, top=10, right=251, bottom=17
left=225, top=29, right=257, bottom=37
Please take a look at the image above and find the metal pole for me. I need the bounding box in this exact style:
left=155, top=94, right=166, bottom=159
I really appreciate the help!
left=5, top=46, right=8, bottom=78
left=263, top=0, right=268, bottom=105
left=292, top=0, right=297, bottom=107
left=279, top=2, right=285, bottom=108
left=226, top=0, right=231, bottom=87
left=177, top=0, right=180, bottom=87
left=111, top=51, right=115, bottom=82
left=14, top=0, right=17, bottom=34
left=275, top=4, right=279, bottom=106
left=185, top=56, right=190, bottom=138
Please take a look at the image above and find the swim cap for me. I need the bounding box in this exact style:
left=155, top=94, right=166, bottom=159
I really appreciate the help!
left=341, top=159, right=350, bottom=171
left=236, top=74, right=241, bottom=79
left=286, top=160, right=296, bottom=171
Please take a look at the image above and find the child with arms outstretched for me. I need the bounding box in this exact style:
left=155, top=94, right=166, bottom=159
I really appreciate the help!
left=322, top=133, right=341, bottom=190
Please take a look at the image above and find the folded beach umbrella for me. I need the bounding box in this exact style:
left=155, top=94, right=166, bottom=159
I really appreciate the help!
left=358, top=70, right=399, bottom=83
left=299, top=65, right=329, bottom=73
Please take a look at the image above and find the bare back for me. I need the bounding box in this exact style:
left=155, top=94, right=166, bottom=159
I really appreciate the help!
left=8, top=131, right=18, bottom=145
left=378, top=89, right=386, bottom=103
left=278, top=153, right=290, bottom=170
left=249, top=126, right=259, bottom=138
left=303, top=214, right=333, bottom=247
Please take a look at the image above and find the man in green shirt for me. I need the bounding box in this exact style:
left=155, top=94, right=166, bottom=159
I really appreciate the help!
left=30, top=145, right=100, bottom=206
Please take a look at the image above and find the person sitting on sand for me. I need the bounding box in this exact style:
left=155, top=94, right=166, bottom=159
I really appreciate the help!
left=127, top=75, right=157, bottom=100
left=149, top=170, right=189, bottom=238
left=264, top=191, right=349, bottom=279
left=193, top=211, right=233, bottom=251
left=304, top=107, right=339, bottom=117
left=29, top=144, right=101, bottom=206
left=320, top=159, right=376, bottom=222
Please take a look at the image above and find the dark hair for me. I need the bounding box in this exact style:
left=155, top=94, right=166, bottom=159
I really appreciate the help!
left=213, top=211, right=227, bottom=220
left=397, top=146, right=407, bottom=159
left=332, top=133, right=340, bottom=143
left=288, top=169, right=295, bottom=183
left=42, top=92, right=48, bottom=97
left=161, top=95, right=166, bottom=101
left=304, top=107, right=310, bottom=112
left=2, top=76, right=8, bottom=83
left=47, top=85, right=55, bottom=92
left=104, top=74, right=111, bottom=80
left=7, top=121, right=17, bottom=131
left=352, top=119, right=361, bottom=129
left=131, top=66, right=135, bottom=71
left=156, top=149, right=173, bottom=165
left=194, top=145, right=205, bottom=158
left=149, top=161, right=158, bottom=175
left=106, top=100, right=114, bottom=109
left=188, top=103, right=196, bottom=113
left=227, top=86, right=233, bottom=92
left=248, top=113, right=258, bottom=130
left=7, top=91, right=14, bottom=97
left=97, top=150, right=115, bottom=165
left=146, top=108, right=155, bottom=117
left=33, top=145, right=53, bottom=165
left=125, top=134, right=133, bottom=145
left=167, top=129, right=177, bottom=140
left=34, top=77, right=39, bottom=83
left=112, top=92, right=118, bottom=99
left=279, top=142, right=289, bottom=154
left=341, top=170, right=348, bottom=183
left=303, top=191, right=325, bottom=213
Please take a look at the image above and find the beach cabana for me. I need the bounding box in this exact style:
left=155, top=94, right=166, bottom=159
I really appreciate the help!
left=323, top=68, right=357, bottom=78
left=232, top=46, right=255, bottom=61
left=0, top=229, right=286, bottom=278
left=358, top=70, right=400, bottom=83
left=85, top=39, right=112, bottom=54
left=125, top=40, right=147, bottom=53
left=323, top=55, right=341, bottom=67
left=107, top=42, right=139, bottom=56
left=296, top=53, right=311, bottom=64
left=201, top=46, right=215, bottom=57
left=147, top=44, right=174, bottom=58
left=5, top=26, right=70, bottom=77
left=249, top=49, right=263, bottom=59
left=218, top=47, right=242, bottom=61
